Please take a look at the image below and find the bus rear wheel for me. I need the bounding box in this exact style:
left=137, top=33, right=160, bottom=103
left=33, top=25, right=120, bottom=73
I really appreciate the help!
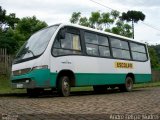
left=57, top=76, right=70, bottom=97
left=93, top=85, right=107, bottom=93
left=119, top=76, right=133, bottom=92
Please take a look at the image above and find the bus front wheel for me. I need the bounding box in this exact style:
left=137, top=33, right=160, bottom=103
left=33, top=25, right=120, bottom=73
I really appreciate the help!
left=119, top=76, right=133, bottom=92
left=57, top=76, right=70, bottom=97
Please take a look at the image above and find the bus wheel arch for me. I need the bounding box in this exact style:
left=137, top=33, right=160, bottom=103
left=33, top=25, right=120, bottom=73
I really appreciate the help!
left=119, top=73, right=135, bottom=92
left=56, top=70, right=75, bottom=97
left=56, top=70, right=76, bottom=87
left=126, top=73, right=135, bottom=84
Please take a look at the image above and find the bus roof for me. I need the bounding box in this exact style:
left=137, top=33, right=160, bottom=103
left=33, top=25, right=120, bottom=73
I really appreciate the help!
left=55, top=23, right=146, bottom=45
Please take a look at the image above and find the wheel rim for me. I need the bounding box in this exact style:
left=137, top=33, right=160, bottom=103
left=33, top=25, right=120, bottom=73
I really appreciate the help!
left=126, top=78, right=133, bottom=90
left=62, top=78, right=70, bottom=95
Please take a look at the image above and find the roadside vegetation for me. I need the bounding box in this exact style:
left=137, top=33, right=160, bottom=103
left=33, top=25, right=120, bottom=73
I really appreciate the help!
left=0, top=76, right=25, bottom=94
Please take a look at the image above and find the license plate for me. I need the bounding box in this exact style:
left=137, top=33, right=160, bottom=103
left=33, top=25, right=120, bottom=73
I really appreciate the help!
left=17, top=84, right=23, bottom=88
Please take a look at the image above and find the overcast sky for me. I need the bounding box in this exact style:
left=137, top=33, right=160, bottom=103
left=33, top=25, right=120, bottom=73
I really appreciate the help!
left=1, top=0, right=160, bottom=45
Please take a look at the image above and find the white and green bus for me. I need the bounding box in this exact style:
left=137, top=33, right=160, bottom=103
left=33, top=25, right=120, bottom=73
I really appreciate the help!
left=11, top=23, right=151, bottom=97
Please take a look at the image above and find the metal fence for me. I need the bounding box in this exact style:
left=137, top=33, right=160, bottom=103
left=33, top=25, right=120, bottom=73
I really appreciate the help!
left=0, top=48, right=13, bottom=75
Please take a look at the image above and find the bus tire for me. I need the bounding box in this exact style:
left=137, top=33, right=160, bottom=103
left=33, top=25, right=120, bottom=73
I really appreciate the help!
left=57, top=76, right=70, bottom=97
left=93, top=85, right=107, bottom=93
left=119, top=76, right=133, bottom=92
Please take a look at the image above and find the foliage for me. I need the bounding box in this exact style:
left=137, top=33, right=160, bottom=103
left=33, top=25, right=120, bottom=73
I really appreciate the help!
left=0, top=76, right=25, bottom=94
left=121, top=11, right=145, bottom=23
left=89, top=11, right=102, bottom=28
left=79, top=17, right=90, bottom=27
left=148, top=47, right=159, bottom=69
left=0, top=30, right=19, bottom=54
left=70, top=10, right=132, bottom=38
left=0, top=6, right=19, bottom=30
left=14, top=16, right=47, bottom=46
left=110, top=20, right=132, bottom=37
left=70, top=12, right=81, bottom=24
left=0, top=6, right=47, bottom=54
left=120, top=10, right=145, bottom=38
left=149, top=45, right=160, bottom=69
left=0, top=6, right=6, bottom=29
left=152, top=45, right=160, bottom=61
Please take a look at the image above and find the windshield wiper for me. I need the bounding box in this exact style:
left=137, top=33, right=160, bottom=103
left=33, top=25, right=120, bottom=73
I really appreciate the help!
left=27, top=49, right=35, bottom=57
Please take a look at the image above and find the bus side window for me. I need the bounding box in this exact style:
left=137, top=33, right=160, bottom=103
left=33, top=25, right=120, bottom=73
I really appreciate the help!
left=98, top=35, right=110, bottom=57
left=53, top=38, right=61, bottom=48
left=85, top=32, right=99, bottom=56
left=130, top=43, right=147, bottom=61
left=61, top=33, right=81, bottom=51
left=110, top=37, right=131, bottom=59
left=52, top=29, right=81, bottom=56
left=84, top=32, right=111, bottom=57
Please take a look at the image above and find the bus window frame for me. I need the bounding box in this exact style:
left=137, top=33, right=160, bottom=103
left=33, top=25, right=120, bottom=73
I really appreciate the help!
left=51, top=25, right=149, bottom=62
left=51, top=26, right=83, bottom=57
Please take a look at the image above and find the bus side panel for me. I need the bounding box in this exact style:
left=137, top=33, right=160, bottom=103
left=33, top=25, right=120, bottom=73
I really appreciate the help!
left=75, top=73, right=125, bottom=86
left=50, top=73, right=58, bottom=87
left=74, top=73, right=151, bottom=86
left=134, top=74, right=152, bottom=83
left=51, top=56, right=151, bottom=87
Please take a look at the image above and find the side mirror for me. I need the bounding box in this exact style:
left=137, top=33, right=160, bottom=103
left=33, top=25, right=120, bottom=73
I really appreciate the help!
left=58, top=28, right=65, bottom=39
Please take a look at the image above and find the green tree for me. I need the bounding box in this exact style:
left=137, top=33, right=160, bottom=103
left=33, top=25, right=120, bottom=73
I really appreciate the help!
left=70, top=10, right=132, bottom=38
left=0, top=6, right=6, bottom=29
left=89, top=11, right=101, bottom=29
left=6, top=13, right=19, bottom=29
left=120, top=10, right=145, bottom=39
left=79, top=17, right=90, bottom=27
left=14, top=16, right=47, bottom=46
left=0, top=29, right=19, bottom=54
left=148, top=47, right=159, bottom=69
left=0, top=6, right=19, bottom=31
left=149, top=45, right=160, bottom=64
left=110, top=20, right=132, bottom=37
left=70, top=12, right=81, bottom=24
left=0, top=6, right=47, bottom=54
left=111, top=10, right=120, bottom=20
left=0, top=6, right=19, bottom=54
left=100, top=12, right=114, bottom=29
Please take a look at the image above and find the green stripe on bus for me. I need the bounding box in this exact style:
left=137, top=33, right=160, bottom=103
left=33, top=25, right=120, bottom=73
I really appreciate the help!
left=74, top=73, right=151, bottom=86
left=50, top=73, right=151, bottom=86
left=12, top=69, right=151, bottom=87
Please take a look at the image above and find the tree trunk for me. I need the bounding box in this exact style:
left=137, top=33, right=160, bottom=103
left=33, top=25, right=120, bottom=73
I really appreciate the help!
left=132, top=20, right=134, bottom=39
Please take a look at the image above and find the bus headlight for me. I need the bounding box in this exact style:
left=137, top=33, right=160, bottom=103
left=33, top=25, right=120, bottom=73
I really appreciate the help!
left=32, top=65, right=48, bottom=70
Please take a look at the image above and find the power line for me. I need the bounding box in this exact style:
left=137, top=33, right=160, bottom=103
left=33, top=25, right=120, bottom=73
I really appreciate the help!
left=142, top=22, right=160, bottom=31
left=89, top=0, right=160, bottom=32
left=89, top=0, right=114, bottom=11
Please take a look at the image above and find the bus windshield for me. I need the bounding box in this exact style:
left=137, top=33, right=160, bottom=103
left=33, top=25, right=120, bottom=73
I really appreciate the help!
left=14, top=25, right=59, bottom=63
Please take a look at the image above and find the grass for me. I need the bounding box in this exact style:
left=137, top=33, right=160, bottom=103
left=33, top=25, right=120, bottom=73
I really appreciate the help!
left=71, top=82, right=160, bottom=92
left=0, top=75, right=160, bottom=94
left=0, top=75, right=25, bottom=94
left=134, top=81, right=160, bottom=88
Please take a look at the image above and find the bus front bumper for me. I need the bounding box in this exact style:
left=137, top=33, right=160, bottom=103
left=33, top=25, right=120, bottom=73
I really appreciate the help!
left=11, top=68, right=52, bottom=89
left=11, top=79, right=36, bottom=89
